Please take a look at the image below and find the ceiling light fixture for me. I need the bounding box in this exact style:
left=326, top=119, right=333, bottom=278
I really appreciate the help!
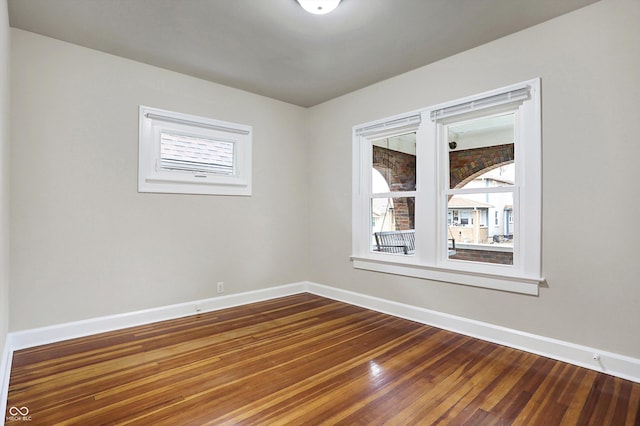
left=297, top=0, right=341, bottom=15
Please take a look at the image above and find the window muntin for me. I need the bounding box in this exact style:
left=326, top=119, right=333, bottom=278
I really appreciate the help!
left=139, top=106, right=252, bottom=196
left=352, top=79, right=542, bottom=295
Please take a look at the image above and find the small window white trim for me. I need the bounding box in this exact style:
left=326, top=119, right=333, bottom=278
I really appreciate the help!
left=351, top=79, right=544, bottom=295
left=139, top=106, right=252, bottom=196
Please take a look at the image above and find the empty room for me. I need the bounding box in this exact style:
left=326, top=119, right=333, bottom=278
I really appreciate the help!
left=1, top=0, right=639, bottom=424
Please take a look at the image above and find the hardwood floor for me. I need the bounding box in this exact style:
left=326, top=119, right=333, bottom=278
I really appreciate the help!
left=6, top=293, right=640, bottom=425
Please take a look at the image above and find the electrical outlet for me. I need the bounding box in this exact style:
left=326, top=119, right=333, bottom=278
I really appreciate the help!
left=217, top=282, right=224, bottom=294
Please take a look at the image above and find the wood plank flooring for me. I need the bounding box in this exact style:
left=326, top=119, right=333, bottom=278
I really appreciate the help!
left=6, top=293, right=640, bottom=425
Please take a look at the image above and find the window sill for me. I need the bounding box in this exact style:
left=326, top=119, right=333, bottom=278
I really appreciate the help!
left=139, top=177, right=251, bottom=196
left=350, top=256, right=543, bottom=295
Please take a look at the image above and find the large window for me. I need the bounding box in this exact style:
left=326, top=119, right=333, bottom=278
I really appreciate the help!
left=352, top=80, right=542, bottom=294
left=139, top=106, right=252, bottom=196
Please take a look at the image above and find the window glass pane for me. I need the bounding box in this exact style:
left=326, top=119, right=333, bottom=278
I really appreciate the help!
left=372, top=133, right=416, bottom=193
left=371, top=197, right=415, bottom=255
left=160, top=132, right=234, bottom=175
left=448, top=114, right=514, bottom=189
left=447, top=193, right=513, bottom=265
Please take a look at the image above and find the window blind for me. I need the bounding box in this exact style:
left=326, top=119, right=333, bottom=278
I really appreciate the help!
left=146, top=113, right=250, bottom=135
left=356, top=114, right=421, bottom=137
left=430, top=86, right=530, bottom=121
left=160, top=132, right=234, bottom=175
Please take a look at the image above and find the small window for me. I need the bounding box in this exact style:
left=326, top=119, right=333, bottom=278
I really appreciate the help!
left=139, top=106, right=252, bottom=196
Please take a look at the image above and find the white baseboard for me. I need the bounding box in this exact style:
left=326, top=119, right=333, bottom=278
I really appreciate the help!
left=2, top=279, right=638, bottom=410
left=1, top=338, right=12, bottom=420
left=9, top=282, right=307, bottom=351
left=305, top=282, right=640, bottom=383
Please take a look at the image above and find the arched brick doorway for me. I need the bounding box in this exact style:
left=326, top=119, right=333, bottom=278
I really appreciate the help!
left=449, top=143, right=514, bottom=189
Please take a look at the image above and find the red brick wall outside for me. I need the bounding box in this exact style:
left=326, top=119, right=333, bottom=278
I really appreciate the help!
left=449, top=248, right=513, bottom=265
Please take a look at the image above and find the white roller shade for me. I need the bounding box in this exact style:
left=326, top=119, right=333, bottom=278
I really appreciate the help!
left=160, top=132, right=234, bottom=175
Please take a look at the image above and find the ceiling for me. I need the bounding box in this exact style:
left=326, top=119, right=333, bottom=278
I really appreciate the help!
left=7, top=0, right=599, bottom=107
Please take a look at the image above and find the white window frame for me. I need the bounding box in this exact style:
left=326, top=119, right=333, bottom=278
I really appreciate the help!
left=139, top=106, right=252, bottom=196
left=351, top=79, right=543, bottom=295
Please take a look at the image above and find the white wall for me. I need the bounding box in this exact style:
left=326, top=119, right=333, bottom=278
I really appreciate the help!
left=307, top=0, right=640, bottom=358
left=9, top=29, right=309, bottom=330
left=0, top=0, right=9, bottom=356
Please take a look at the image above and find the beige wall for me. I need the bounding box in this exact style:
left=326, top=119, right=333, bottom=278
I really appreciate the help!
left=9, top=29, right=309, bottom=330
left=0, top=0, right=9, bottom=355
left=307, top=0, right=640, bottom=358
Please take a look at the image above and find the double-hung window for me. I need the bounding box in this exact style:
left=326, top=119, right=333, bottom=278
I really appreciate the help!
left=139, top=106, right=252, bottom=196
left=352, top=79, right=543, bottom=295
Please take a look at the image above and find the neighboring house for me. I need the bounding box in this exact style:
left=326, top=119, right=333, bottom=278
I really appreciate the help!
left=371, top=199, right=396, bottom=234
left=448, top=196, right=492, bottom=244
left=453, top=164, right=515, bottom=242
